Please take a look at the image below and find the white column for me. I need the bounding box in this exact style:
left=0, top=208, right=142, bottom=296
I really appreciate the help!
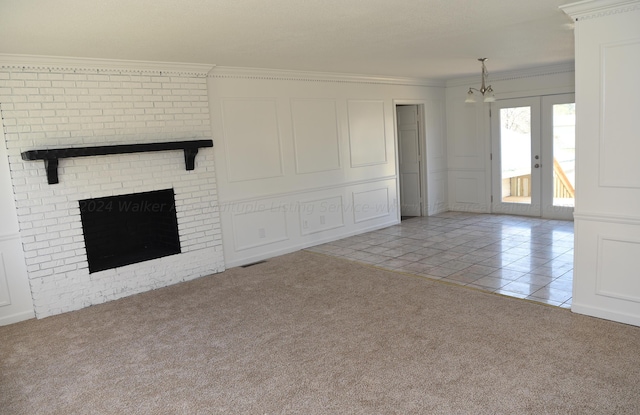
left=561, top=0, right=640, bottom=326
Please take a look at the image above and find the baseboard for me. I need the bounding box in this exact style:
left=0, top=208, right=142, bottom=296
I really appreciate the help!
left=571, top=302, right=640, bottom=327
left=225, top=219, right=399, bottom=268
left=428, top=205, right=449, bottom=216
left=447, top=203, right=490, bottom=214
left=0, top=309, right=35, bottom=326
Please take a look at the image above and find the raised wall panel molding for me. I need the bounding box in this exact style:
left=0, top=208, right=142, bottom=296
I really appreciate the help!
left=450, top=102, right=482, bottom=159
left=231, top=209, right=289, bottom=252
left=210, top=66, right=444, bottom=87
left=0, top=252, right=12, bottom=307
left=453, top=177, right=480, bottom=204
left=430, top=177, right=447, bottom=215
left=218, top=176, right=397, bottom=205
left=448, top=167, right=487, bottom=173
left=560, top=0, right=640, bottom=21
left=596, top=235, right=640, bottom=302
left=574, top=211, right=640, bottom=225
left=352, top=187, right=390, bottom=224
left=427, top=101, right=445, bottom=157
left=598, top=38, right=640, bottom=188
left=291, top=99, right=341, bottom=174
left=347, top=100, right=388, bottom=167
left=298, top=195, right=345, bottom=236
left=428, top=167, right=449, bottom=174
left=0, top=54, right=214, bottom=76
left=221, top=98, right=284, bottom=183
left=0, top=232, right=20, bottom=243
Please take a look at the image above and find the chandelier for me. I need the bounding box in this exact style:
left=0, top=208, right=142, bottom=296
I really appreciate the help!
left=465, top=58, right=496, bottom=103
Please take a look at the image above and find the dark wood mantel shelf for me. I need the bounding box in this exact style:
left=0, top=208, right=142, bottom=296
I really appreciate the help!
left=21, top=139, right=214, bottom=184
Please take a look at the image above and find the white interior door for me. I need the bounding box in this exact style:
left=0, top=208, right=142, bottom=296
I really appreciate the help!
left=397, top=105, right=422, bottom=217
left=491, top=97, right=542, bottom=216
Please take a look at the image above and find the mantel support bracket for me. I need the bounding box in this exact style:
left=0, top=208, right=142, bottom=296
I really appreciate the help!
left=184, top=148, right=199, bottom=171
left=44, top=159, right=60, bottom=185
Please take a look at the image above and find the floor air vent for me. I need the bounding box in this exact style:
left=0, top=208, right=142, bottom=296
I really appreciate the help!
left=241, top=260, right=267, bottom=268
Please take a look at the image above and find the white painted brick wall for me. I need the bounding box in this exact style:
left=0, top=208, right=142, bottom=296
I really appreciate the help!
left=0, top=63, right=225, bottom=318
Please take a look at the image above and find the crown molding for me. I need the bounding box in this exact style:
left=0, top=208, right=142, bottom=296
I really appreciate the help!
left=209, top=66, right=445, bottom=87
left=560, top=0, right=640, bottom=21
left=445, top=61, right=575, bottom=88
left=0, top=54, right=215, bottom=76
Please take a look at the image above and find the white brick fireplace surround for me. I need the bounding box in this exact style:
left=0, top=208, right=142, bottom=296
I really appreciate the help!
left=0, top=56, right=225, bottom=318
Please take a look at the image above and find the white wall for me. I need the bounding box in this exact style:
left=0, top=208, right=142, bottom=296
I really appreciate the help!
left=0, top=56, right=225, bottom=318
left=562, top=0, right=640, bottom=326
left=208, top=68, right=447, bottom=267
left=445, top=65, right=575, bottom=213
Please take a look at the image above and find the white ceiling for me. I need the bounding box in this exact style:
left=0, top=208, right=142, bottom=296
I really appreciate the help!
left=0, top=0, right=576, bottom=80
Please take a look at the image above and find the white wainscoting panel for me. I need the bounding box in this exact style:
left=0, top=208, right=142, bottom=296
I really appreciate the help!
left=454, top=177, right=479, bottom=204
left=352, top=187, right=390, bottom=223
left=447, top=171, right=488, bottom=213
left=299, top=196, right=345, bottom=235
left=426, top=100, right=446, bottom=164
left=0, top=236, right=35, bottom=325
left=0, top=252, right=11, bottom=307
left=348, top=100, right=387, bottom=167
left=429, top=172, right=448, bottom=215
left=222, top=99, right=284, bottom=182
left=445, top=95, right=487, bottom=175
left=572, top=216, right=640, bottom=327
left=452, top=102, right=480, bottom=158
left=1, top=127, right=34, bottom=325
left=599, top=39, right=640, bottom=188
left=232, top=208, right=289, bottom=251
left=220, top=178, right=398, bottom=267
left=291, top=99, right=341, bottom=174
left=209, top=68, right=444, bottom=267
left=596, top=236, right=640, bottom=302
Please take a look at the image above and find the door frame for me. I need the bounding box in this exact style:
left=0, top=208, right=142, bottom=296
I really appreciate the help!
left=393, top=101, right=428, bottom=219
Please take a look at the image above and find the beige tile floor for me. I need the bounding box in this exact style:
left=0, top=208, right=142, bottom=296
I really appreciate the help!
left=306, top=212, right=574, bottom=309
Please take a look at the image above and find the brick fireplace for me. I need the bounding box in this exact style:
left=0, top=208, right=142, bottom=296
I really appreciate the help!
left=0, top=58, right=225, bottom=318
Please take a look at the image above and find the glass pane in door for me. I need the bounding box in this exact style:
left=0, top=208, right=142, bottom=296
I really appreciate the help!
left=500, top=106, right=532, bottom=204
left=552, top=103, right=576, bottom=207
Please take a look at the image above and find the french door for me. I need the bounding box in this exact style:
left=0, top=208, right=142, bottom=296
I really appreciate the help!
left=491, top=94, right=575, bottom=220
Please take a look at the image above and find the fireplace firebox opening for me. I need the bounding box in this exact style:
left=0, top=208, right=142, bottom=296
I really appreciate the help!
left=79, top=189, right=181, bottom=273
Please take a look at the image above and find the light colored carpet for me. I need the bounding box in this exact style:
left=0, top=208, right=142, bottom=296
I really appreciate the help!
left=1, top=251, right=639, bottom=414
